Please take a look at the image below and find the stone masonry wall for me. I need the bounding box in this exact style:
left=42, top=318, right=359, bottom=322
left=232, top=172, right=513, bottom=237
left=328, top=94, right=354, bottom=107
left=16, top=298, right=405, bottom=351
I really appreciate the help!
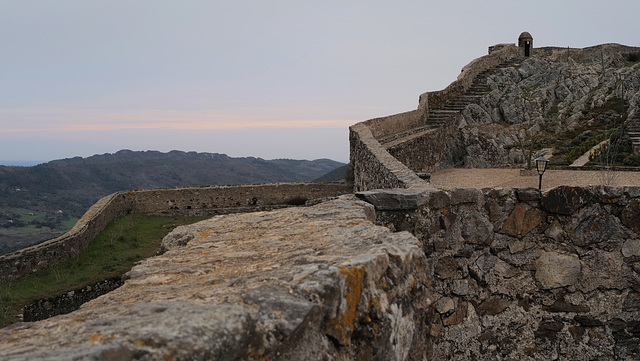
left=0, top=182, right=350, bottom=282
left=349, top=122, right=428, bottom=192
left=386, top=113, right=465, bottom=174
left=349, top=45, right=521, bottom=191
left=371, top=185, right=640, bottom=360
left=363, top=109, right=425, bottom=140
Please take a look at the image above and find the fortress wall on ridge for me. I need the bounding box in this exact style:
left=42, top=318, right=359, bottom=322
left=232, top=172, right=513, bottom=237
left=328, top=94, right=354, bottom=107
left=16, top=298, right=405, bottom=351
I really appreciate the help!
left=0, top=182, right=351, bottom=282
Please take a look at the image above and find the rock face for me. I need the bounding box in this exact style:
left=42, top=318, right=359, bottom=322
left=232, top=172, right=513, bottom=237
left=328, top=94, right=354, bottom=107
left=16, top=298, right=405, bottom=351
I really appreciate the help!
left=447, top=47, right=640, bottom=168
left=0, top=196, right=433, bottom=361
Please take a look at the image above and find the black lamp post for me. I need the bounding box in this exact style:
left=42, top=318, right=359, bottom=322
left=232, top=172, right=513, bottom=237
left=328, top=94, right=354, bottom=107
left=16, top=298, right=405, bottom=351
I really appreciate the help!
left=535, top=156, right=548, bottom=190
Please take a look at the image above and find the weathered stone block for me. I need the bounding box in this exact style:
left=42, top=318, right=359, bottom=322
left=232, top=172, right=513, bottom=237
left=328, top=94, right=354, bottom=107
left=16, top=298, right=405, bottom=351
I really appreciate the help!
left=435, top=297, right=455, bottom=314
left=476, top=296, right=510, bottom=316
left=442, top=301, right=468, bottom=326
left=450, top=188, right=481, bottom=205
left=535, top=251, right=581, bottom=289
left=624, top=186, right=640, bottom=198
left=435, top=255, right=458, bottom=279
left=514, top=187, right=541, bottom=202
left=621, top=199, right=640, bottom=234
left=487, top=200, right=502, bottom=222
left=355, top=188, right=429, bottom=210
left=500, top=204, right=543, bottom=238
left=534, top=321, right=564, bottom=340
left=429, top=190, right=451, bottom=209
left=461, top=213, right=494, bottom=245
left=541, top=186, right=595, bottom=215
left=574, top=315, right=603, bottom=327
left=595, top=185, right=623, bottom=203
left=570, top=207, right=628, bottom=247
left=544, top=299, right=590, bottom=313
left=544, top=220, right=565, bottom=242
left=622, top=239, right=640, bottom=258
left=451, top=279, right=469, bottom=296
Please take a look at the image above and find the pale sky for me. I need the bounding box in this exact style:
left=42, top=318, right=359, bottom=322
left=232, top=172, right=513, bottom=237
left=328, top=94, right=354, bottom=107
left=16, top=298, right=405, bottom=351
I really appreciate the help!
left=2, top=0, right=639, bottom=164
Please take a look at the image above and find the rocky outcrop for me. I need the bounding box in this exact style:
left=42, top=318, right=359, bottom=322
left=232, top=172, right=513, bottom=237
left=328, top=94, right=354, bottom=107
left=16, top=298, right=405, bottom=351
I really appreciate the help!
left=449, top=44, right=640, bottom=168
left=0, top=196, right=435, bottom=361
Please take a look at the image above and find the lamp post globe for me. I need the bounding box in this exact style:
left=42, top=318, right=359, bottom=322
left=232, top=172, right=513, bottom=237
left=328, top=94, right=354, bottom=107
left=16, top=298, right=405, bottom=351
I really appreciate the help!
left=535, top=156, right=548, bottom=190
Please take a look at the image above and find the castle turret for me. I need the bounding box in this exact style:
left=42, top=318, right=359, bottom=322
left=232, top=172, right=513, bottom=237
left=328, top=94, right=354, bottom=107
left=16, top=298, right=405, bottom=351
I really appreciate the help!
left=518, top=31, right=533, bottom=56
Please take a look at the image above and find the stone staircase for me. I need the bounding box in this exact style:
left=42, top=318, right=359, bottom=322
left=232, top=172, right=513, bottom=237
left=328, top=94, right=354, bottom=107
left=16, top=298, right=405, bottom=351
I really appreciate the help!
left=627, top=113, right=640, bottom=154
left=379, top=58, right=522, bottom=148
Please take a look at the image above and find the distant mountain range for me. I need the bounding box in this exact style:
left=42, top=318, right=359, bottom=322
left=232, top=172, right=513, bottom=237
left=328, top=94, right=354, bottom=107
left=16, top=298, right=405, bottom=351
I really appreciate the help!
left=0, top=150, right=347, bottom=255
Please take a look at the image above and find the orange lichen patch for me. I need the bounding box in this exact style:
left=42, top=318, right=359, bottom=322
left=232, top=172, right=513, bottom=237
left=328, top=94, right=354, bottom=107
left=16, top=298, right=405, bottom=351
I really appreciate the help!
left=442, top=208, right=448, bottom=215
left=199, top=233, right=211, bottom=237
left=163, top=355, right=172, bottom=361
left=89, top=333, right=109, bottom=342
left=368, top=296, right=383, bottom=318
left=326, top=265, right=365, bottom=345
left=201, top=252, right=209, bottom=255
left=306, top=225, right=315, bottom=227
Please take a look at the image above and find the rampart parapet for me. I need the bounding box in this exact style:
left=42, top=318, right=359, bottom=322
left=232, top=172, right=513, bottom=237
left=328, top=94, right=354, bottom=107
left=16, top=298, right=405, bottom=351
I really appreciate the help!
left=0, top=183, right=351, bottom=282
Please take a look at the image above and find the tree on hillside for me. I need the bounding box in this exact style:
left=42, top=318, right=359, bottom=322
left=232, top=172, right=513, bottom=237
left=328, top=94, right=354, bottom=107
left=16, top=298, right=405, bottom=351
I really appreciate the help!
left=507, top=125, right=543, bottom=169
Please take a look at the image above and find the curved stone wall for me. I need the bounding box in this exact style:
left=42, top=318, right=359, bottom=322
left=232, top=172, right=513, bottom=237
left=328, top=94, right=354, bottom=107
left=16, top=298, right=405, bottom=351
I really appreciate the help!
left=0, top=182, right=351, bottom=282
left=350, top=45, right=522, bottom=191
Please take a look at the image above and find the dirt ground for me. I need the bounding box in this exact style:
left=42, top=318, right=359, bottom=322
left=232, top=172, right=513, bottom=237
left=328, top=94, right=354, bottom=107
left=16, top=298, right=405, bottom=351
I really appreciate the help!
left=429, top=168, right=640, bottom=190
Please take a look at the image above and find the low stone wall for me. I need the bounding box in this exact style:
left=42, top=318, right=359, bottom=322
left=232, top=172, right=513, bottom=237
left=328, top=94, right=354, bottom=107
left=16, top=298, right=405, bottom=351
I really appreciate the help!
left=23, top=278, right=124, bottom=322
left=387, top=113, right=464, bottom=174
left=366, top=185, right=640, bottom=360
left=349, top=123, right=428, bottom=192
left=0, top=182, right=351, bottom=282
left=533, top=43, right=640, bottom=64
left=363, top=109, right=425, bottom=140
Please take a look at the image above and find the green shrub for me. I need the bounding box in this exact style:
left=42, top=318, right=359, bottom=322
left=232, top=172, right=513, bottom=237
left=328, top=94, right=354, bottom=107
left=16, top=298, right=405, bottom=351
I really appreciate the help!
left=625, top=52, right=640, bottom=63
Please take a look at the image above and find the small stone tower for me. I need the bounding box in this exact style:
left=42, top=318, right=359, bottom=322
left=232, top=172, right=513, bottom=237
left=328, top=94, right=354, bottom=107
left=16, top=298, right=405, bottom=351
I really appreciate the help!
left=518, top=32, right=533, bottom=56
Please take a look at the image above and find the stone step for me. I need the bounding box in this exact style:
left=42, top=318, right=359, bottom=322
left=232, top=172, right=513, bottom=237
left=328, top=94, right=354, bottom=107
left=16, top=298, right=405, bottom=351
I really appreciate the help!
left=379, top=58, right=522, bottom=144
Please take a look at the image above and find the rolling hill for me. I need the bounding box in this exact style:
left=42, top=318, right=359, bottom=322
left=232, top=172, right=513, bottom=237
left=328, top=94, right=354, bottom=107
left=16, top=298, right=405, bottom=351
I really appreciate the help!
left=0, top=150, right=346, bottom=255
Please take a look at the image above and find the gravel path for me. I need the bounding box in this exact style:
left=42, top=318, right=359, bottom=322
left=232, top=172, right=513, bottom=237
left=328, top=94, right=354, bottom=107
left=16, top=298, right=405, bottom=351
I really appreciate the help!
left=430, top=168, right=640, bottom=190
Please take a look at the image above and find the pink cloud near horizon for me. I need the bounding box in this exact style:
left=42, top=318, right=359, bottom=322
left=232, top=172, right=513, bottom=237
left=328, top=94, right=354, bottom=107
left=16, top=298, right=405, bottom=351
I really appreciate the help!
left=0, top=107, right=358, bottom=133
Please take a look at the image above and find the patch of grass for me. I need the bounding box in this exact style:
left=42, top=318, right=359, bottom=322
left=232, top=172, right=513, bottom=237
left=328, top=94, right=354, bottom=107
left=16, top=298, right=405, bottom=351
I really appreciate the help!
left=0, top=213, right=209, bottom=328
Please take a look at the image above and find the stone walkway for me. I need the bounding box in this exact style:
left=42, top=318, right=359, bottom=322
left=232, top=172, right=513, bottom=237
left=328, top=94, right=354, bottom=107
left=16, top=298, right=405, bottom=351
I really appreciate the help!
left=430, top=168, right=640, bottom=190
left=569, top=140, right=609, bottom=167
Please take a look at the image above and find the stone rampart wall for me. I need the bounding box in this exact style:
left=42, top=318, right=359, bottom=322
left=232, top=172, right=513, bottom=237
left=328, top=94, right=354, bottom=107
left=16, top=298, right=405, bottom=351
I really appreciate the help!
left=387, top=113, right=464, bottom=174
left=363, top=109, right=425, bottom=140
left=349, top=122, right=428, bottom=192
left=0, top=183, right=350, bottom=282
left=371, top=185, right=640, bottom=360
left=349, top=45, right=521, bottom=191
left=533, top=43, right=640, bottom=63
